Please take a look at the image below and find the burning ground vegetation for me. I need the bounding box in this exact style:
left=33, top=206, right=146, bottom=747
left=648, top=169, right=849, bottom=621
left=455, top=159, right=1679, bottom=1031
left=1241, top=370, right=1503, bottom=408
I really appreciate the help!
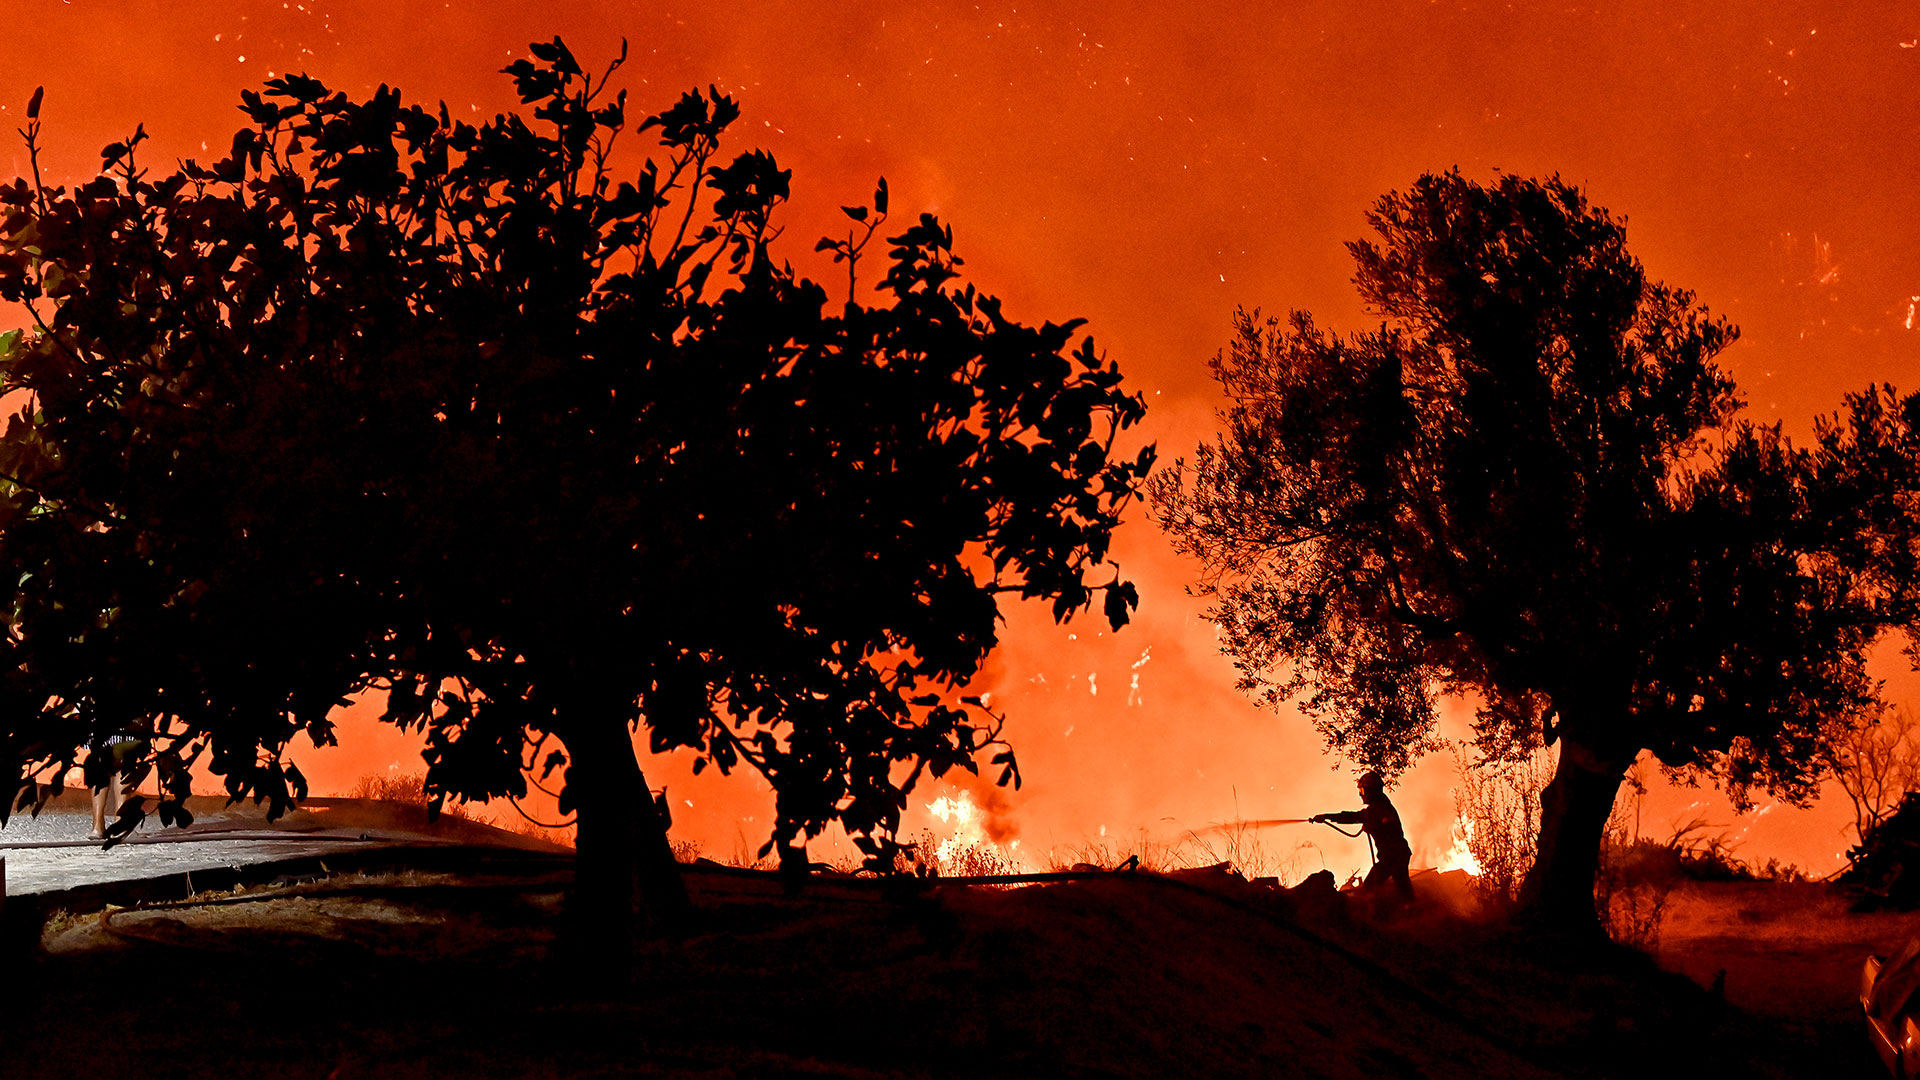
left=2, top=840, right=1910, bottom=1080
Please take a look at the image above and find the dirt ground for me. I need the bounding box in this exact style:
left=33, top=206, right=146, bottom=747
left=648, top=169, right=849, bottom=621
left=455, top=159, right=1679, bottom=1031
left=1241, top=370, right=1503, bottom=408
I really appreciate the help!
left=0, top=864, right=1898, bottom=1079
left=1652, top=880, right=1916, bottom=1069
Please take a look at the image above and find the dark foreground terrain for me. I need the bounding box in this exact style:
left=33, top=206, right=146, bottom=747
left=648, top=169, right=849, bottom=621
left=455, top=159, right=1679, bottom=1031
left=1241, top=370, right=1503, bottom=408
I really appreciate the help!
left=0, top=859, right=1892, bottom=1079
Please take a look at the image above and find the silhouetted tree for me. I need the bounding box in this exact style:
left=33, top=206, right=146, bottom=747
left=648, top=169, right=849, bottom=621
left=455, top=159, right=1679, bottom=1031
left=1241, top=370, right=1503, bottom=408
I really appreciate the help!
left=1154, top=171, right=1920, bottom=935
left=0, top=40, right=1150, bottom=967
left=1824, top=703, right=1920, bottom=851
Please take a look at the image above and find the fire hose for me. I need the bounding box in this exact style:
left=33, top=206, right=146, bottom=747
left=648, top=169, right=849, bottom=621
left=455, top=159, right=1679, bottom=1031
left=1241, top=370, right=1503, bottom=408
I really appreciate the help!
left=1193, top=816, right=1376, bottom=885
left=1193, top=817, right=1362, bottom=838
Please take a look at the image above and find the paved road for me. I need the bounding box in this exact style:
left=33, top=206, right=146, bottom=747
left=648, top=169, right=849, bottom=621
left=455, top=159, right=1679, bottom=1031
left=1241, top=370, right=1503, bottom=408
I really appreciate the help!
left=0, top=812, right=380, bottom=896
left=0, top=797, right=557, bottom=900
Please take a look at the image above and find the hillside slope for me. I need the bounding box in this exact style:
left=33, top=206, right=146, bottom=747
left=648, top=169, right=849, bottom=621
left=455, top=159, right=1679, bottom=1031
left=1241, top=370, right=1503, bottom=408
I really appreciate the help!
left=0, top=863, right=1852, bottom=1078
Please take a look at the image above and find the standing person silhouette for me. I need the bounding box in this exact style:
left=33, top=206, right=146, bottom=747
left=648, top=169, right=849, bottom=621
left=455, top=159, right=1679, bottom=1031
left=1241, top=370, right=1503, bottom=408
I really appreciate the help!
left=1312, top=770, right=1415, bottom=902
left=87, top=721, right=150, bottom=841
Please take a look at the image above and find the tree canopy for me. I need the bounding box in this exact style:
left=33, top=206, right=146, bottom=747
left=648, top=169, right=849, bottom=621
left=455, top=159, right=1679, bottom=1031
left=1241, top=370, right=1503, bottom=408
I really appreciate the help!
left=0, top=38, right=1151, bottom=945
left=1154, top=170, right=1920, bottom=931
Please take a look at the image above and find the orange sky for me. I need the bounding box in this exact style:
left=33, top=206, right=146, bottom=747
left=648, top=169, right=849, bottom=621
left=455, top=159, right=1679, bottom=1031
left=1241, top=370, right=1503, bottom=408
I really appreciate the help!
left=10, top=1, right=1920, bottom=879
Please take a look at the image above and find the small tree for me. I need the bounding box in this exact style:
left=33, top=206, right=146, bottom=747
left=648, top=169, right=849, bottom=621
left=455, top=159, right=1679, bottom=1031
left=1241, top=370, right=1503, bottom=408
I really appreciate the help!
left=1453, top=743, right=1551, bottom=904
left=1824, top=703, right=1920, bottom=849
left=1155, top=170, right=1920, bottom=937
left=0, top=40, right=1151, bottom=967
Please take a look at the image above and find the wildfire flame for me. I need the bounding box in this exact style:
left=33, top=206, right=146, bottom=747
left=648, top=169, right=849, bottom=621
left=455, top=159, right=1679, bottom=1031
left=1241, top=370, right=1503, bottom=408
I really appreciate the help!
left=924, top=791, right=1023, bottom=875
left=1437, top=816, right=1482, bottom=876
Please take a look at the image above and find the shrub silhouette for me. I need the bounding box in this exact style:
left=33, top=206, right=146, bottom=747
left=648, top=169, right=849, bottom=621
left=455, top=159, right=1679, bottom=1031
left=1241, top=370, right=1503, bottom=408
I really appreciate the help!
left=1844, top=790, right=1920, bottom=908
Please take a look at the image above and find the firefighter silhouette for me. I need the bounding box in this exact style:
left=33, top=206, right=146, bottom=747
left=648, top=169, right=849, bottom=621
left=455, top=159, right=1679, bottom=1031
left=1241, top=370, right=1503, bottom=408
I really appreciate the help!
left=1312, top=770, right=1415, bottom=901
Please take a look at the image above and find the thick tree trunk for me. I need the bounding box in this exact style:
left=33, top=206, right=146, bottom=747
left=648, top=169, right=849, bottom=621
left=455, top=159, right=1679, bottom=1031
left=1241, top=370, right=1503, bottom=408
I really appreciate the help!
left=1518, top=736, right=1631, bottom=939
left=559, top=709, right=689, bottom=984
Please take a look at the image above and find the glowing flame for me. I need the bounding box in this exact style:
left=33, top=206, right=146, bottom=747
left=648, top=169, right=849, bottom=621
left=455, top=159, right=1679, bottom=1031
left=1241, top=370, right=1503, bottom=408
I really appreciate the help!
left=924, top=791, right=1023, bottom=875
left=1437, top=817, right=1482, bottom=876
left=927, top=791, right=986, bottom=866
left=927, top=792, right=977, bottom=831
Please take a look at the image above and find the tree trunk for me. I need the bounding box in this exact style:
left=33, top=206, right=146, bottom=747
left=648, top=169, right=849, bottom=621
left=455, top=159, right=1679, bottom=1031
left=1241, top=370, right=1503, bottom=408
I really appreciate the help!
left=1518, top=735, right=1630, bottom=939
left=559, top=709, right=689, bottom=985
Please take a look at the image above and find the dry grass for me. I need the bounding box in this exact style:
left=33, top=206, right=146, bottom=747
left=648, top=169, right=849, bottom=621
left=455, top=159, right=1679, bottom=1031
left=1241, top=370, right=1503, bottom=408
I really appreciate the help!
left=880, top=829, right=1014, bottom=881
left=350, top=773, right=576, bottom=848
left=1596, top=839, right=1678, bottom=951
left=1041, top=821, right=1320, bottom=884
left=1452, top=743, right=1551, bottom=905
left=38, top=907, right=82, bottom=938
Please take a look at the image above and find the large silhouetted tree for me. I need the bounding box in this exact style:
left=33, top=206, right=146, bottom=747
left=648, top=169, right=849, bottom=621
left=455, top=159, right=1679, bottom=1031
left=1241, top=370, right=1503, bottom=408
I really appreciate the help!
left=0, top=40, right=1150, bottom=967
left=1155, top=171, right=1920, bottom=935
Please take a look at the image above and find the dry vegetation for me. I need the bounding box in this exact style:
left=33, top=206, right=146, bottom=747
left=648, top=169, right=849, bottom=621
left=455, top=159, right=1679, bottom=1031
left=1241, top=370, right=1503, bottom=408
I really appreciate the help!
left=351, top=772, right=576, bottom=849
left=1824, top=703, right=1920, bottom=848
left=1041, top=824, right=1323, bottom=884
left=1446, top=748, right=1817, bottom=952
left=1453, top=744, right=1552, bottom=905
